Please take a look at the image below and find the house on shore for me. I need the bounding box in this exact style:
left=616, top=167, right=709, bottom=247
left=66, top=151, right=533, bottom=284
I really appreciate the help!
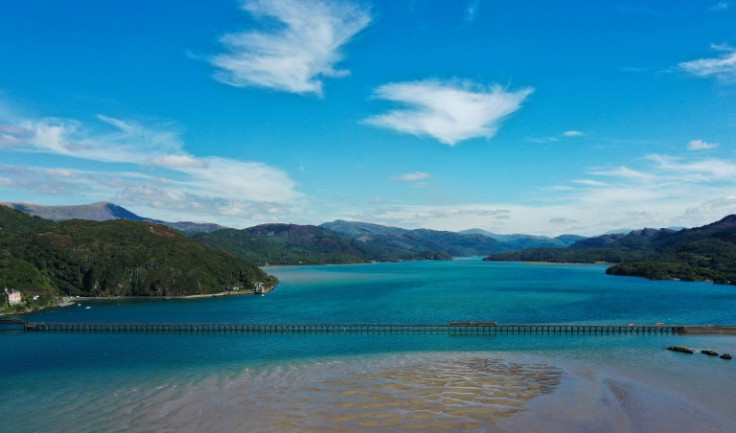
left=254, top=282, right=266, bottom=295
left=5, top=289, right=22, bottom=306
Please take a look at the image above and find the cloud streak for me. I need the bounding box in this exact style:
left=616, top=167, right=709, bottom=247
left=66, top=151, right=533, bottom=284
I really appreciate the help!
left=209, top=0, right=371, bottom=95
left=394, top=171, right=432, bottom=181
left=364, top=79, right=533, bottom=145
left=688, top=139, right=719, bottom=150
left=679, top=45, right=736, bottom=83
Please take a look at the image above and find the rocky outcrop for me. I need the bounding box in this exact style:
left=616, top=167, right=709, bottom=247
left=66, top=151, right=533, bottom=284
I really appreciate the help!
left=667, top=346, right=694, bottom=354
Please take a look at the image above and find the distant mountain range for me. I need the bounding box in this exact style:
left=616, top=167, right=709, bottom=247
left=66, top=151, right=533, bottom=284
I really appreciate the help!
left=459, top=228, right=585, bottom=249
left=2, top=202, right=584, bottom=265
left=321, top=220, right=509, bottom=257
left=0, top=201, right=223, bottom=235
left=486, top=216, right=736, bottom=284
left=3, top=200, right=734, bottom=288
left=195, top=223, right=451, bottom=266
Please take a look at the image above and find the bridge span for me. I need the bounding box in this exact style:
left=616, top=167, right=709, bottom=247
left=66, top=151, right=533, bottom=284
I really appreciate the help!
left=7, top=320, right=736, bottom=335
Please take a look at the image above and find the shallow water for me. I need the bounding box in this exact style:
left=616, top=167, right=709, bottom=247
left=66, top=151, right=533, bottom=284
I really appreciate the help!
left=2, top=260, right=735, bottom=432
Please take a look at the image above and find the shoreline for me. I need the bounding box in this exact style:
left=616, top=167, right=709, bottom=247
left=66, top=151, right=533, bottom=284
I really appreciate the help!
left=2, top=287, right=274, bottom=317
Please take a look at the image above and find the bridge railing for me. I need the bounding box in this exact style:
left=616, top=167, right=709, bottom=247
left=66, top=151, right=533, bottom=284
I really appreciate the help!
left=14, top=321, right=702, bottom=335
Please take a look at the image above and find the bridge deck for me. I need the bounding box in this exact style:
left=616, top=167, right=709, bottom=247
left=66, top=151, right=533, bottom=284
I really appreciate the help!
left=10, top=321, right=735, bottom=335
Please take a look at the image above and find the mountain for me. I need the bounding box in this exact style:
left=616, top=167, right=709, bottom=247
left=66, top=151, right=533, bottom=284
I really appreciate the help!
left=321, top=220, right=508, bottom=257
left=485, top=215, right=736, bottom=284
left=460, top=228, right=585, bottom=249
left=1, top=201, right=223, bottom=235
left=319, top=220, right=407, bottom=237
left=1, top=201, right=144, bottom=222
left=195, top=223, right=451, bottom=266
left=0, top=206, right=275, bottom=304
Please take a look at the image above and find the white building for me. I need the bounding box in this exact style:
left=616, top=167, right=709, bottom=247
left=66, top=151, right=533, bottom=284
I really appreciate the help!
left=6, top=289, right=22, bottom=306
left=254, top=282, right=266, bottom=294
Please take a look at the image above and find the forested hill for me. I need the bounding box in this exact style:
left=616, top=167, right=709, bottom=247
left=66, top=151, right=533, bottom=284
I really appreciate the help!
left=321, top=220, right=509, bottom=257
left=194, top=224, right=451, bottom=266
left=0, top=207, right=275, bottom=301
left=485, top=215, right=736, bottom=284
left=459, top=228, right=585, bottom=250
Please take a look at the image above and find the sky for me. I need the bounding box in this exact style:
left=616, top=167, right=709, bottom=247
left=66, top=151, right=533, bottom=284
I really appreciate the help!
left=1, top=0, right=735, bottom=236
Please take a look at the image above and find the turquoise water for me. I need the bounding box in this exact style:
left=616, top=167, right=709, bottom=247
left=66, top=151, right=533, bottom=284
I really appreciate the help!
left=2, top=260, right=735, bottom=432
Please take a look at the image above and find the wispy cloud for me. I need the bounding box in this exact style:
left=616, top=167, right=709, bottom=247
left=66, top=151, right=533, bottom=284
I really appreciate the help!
left=1, top=114, right=182, bottom=163
left=688, top=139, right=719, bottom=150
left=527, top=130, right=585, bottom=143
left=465, top=0, right=480, bottom=22
left=679, top=44, right=736, bottom=83
left=394, top=171, right=432, bottom=181
left=209, top=0, right=371, bottom=95
left=0, top=104, right=302, bottom=224
left=0, top=164, right=86, bottom=195
left=325, top=150, right=736, bottom=235
left=709, top=1, right=733, bottom=11
left=364, top=79, right=532, bottom=145
left=644, top=154, right=736, bottom=180
left=147, top=154, right=208, bottom=168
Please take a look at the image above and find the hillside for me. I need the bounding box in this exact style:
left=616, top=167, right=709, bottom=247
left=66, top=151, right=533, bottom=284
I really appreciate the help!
left=0, top=207, right=276, bottom=309
left=195, top=224, right=451, bottom=265
left=1, top=201, right=223, bottom=235
left=321, top=220, right=508, bottom=257
left=485, top=215, right=736, bottom=284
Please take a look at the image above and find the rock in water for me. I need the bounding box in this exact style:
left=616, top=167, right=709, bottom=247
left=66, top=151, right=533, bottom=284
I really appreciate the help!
left=701, top=349, right=719, bottom=357
left=720, top=353, right=732, bottom=360
left=667, top=346, right=694, bottom=354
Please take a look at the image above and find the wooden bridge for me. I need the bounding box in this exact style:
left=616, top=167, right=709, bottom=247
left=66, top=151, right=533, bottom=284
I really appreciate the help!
left=3, top=319, right=734, bottom=335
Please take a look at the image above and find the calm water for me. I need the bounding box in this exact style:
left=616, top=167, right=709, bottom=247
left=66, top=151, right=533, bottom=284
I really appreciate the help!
left=2, top=260, right=735, bottom=432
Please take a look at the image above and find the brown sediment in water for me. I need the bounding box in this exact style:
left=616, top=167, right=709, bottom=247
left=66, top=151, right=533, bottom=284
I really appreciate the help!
left=9, top=347, right=736, bottom=433
left=140, top=353, right=563, bottom=433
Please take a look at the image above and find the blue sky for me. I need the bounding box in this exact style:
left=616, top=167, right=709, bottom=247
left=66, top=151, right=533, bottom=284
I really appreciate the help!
left=1, top=0, right=735, bottom=235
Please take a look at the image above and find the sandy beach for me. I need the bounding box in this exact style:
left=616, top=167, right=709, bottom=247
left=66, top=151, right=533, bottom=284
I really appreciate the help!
left=9, top=350, right=727, bottom=433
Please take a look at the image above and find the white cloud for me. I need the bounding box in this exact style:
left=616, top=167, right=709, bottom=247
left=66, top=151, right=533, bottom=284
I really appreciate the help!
left=323, top=151, right=736, bottom=236
left=589, top=165, right=656, bottom=182
left=3, top=115, right=183, bottom=164
left=527, top=130, right=584, bottom=143
left=645, top=154, right=736, bottom=180
left=0, top=106, right=302, bottom=225
left=684, top=196, right=736, bottom=222
left=173, top=157, right=299, bottom=204
left=394, top=171, right=432, bottom=181
left=572, top=179, right=609, bottom=187
left=364, top=79, right=533, bottom=145
left=687, top=139, right=719, bottom=150
left=209, top=0, right=371, bottom=95
left=679, top=45, right=736, bottom=83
